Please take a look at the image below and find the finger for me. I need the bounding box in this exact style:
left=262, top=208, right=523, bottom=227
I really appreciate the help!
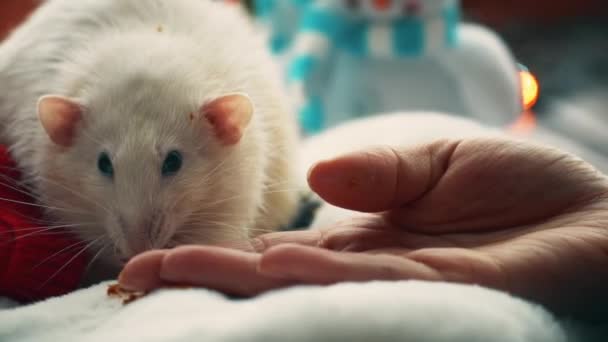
left=250, top=229, right=324, bottom=252
left=250, top=219, right=402, bottom=253
left=258, top=244, right=443, bottom=284
left=312, top=137, right=607, bottom=233
left=119, top=250, right=168, bottom=291
left=307, top=141, right=459, bottom=213
left=158, top=246, right=291, bottom=296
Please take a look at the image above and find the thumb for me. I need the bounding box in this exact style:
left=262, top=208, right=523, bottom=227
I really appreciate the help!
left=307, top=140, right=460, bottom=213
left=309, top=137, right=608, bottom=233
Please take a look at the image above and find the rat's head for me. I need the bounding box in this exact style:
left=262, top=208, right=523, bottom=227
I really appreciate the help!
left=339, top=0, right=452, bottom=21
left=36, top=75, right=261, bottom=265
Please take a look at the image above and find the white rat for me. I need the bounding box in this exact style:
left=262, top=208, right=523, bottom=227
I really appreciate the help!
left=0, top=0, right=300, bottom=267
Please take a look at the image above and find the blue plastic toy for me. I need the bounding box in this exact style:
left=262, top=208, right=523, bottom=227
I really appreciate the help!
left=252, top=0, right=311, bottom=54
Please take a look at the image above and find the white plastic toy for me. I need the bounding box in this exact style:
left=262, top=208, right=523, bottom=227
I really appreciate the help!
left=283, top=0, right=523, bottom=134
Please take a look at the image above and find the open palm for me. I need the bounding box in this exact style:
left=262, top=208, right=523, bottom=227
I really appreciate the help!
left=120, top=138, right=608, bottom=321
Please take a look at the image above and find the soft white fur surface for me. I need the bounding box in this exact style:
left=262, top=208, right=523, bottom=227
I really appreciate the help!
left=0, top=280, right=567, bottom=342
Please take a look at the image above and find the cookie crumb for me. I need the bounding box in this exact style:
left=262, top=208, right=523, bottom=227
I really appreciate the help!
left=107, top=283, right=146, bottom=305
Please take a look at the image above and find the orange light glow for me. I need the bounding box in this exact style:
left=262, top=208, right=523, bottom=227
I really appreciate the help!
left=520, top=70, right=539, bottom=110
left=509, top=110, right=537, bottom=134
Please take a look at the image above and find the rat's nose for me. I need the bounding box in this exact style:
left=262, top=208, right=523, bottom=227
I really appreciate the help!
left=117, top=213, right=158, bottom=248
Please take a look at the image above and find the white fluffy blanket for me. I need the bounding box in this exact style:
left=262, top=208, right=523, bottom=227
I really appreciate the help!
left=1, top=113, right=607, bottom=341
left=0, top=280, right=580, bottom=342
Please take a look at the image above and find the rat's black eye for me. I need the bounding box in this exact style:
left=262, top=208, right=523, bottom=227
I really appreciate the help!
left=97, top=152, right=114, bottom=178
left=162, top=150, right=182, bottom=177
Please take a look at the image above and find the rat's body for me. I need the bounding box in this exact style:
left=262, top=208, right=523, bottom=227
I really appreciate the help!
left=0, top=0, right=299, bottom=266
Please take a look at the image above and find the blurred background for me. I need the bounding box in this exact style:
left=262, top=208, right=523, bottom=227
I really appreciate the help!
left=464, top=0, right=608, bottom=159
left=1, top=0, right=607, bottom=156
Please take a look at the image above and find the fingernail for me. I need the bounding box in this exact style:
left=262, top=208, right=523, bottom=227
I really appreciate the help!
left=118, top=268, right=145, bottom=292
left=118, top=251, right=166, bottom=291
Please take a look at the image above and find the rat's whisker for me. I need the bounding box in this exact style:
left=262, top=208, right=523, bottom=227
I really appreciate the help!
left=37, top=237, right=101, bottom=290
left=199, top=154, right=235, bottom=184
left=36, top=176, right=112, bottom=216
left=197, top=150, right=246, bottom=184
left=0, top=175, right=38, bottom=198
left=84, top=241, right=109, bottom=274
left=183, top=212, right=239, bottom=219
left=2, top=222, right=96, bottom=245
left=172, top=156, right=268, bottom=202
left=0, top=195, right=89, bottom=215
left=80, top=130, right=105, bottom=150
left=180, top=214, right=249, bottom=237
left=31, top=238, right=92, bottom=270
left=0, top=222, right=96, bottom=233
left=201, top=187, right=303, bottom=208
left=0, top=204, right=72, bottom=225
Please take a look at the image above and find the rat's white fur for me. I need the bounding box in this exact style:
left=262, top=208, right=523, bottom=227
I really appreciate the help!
left=0, top=0, right=299, bottom=264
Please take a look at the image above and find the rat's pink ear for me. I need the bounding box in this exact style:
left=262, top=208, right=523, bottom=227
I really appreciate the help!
left=200, top=93, right=253, bottom=146
left=37, top=95, right=84, bottom=147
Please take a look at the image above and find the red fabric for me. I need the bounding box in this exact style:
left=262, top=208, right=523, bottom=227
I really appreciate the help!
left=0, top=220, right=14, bottom=281
left=0, top=1, right=39, bottom=40
left=462, top=0, right=607, bottom=28
left=0, top=145, right=88, bottom=303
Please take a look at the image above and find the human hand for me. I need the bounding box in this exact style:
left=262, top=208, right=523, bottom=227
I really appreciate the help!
left=119, top=138, right=608, bottom=320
